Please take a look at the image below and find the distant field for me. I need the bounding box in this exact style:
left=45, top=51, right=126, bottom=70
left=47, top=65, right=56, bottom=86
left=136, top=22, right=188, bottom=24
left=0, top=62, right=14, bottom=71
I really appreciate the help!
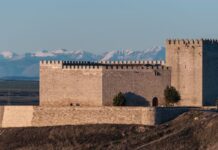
left=0, top=80, right=39, bottom=91
left=0, top=80, right=39, bottom=105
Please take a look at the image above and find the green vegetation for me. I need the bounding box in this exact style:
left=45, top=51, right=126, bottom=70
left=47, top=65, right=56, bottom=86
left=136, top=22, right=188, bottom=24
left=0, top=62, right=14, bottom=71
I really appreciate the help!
left=164, top=86, right=181, bottom=105
left=113, top=92, right=126, bottom=106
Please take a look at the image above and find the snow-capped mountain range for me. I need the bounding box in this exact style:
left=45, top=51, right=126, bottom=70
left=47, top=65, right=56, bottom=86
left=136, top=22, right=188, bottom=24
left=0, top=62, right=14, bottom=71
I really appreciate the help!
left=0, top=46, right=165, bottom=78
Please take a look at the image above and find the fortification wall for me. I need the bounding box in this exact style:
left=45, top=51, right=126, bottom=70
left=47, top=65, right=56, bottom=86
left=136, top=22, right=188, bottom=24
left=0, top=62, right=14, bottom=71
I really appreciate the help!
left=203, top=41, right=218, bottom=105
left=32, top=106, right=156, bottom=126
left=155, top=107, right=191, bottom=124
left=97, top=60, right=165, bottom=65
left=40, top=61, right=103, bottom=106
left=166, top=39, right=203, bottom=106
left=0, top=106, right=194, bottom=128
left=40, top=60, right=169, bottom=107
left=0, top=106, right=34, bottom=128
left=102, top=66, right=171, bottom=106
left=0, top=106, right=157, bottom=127
left=0, top=107, right=4, bottom=127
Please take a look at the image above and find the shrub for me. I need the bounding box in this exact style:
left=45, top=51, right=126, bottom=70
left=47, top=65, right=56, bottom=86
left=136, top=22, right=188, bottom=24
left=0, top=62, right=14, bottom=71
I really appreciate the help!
left=113, top=92, right=126, bottom=106
left=164, top=86, right=181, bottom=105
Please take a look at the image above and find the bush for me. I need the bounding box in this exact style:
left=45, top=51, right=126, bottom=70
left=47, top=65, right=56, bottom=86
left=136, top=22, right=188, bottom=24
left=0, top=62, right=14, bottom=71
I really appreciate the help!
left=164, top=86, right=181, bottom=105
left=113, top=92, right=126, bottom=106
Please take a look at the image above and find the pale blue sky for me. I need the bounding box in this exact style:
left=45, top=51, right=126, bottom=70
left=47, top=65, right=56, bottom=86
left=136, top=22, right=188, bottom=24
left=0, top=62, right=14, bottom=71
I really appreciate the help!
left=0, top=0, right=218, bottom=53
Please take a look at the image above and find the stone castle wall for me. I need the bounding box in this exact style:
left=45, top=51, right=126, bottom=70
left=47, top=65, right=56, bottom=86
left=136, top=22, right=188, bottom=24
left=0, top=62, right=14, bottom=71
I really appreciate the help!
left=166, top=39, right=218, bottom=106
left=102, top=66, right=171, bottom=106
left=0, top=106, right=34, bottom=127
left=203, top=40, right=218, bottom=105
left=154, top=107, right=191, bottom=124
left=40, top=61, right=170, bottom=106
left=166, top=39, right=203, bottom=106
left=31, top=106, right=156, bottom=126
left=0, top=106, right=4, bottom=127
left=0, top=106, right=191, bottom=128
left=40, top=61, right=103, bottom=106
left=0, top=106, right=156, bottom=127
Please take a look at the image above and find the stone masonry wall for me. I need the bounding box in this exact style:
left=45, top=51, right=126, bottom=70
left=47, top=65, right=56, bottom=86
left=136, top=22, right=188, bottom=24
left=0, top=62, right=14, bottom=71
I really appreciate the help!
left=32, top=106, right=156, bottom=126
left=40, top=61, right=103, bottom=106
left=155, top=107, right=191, bottom=124
left=166, top=40, right=203, bottom=106
left=0, top=107, right=4, bottom=127
left=0, top=106, right=195, bottom=128
left=40, top=61, right=171, bottom=107
left=203, top=40, right=218, bottom=105
left=102, top=66, right=171, bottom=106
left=0, top=106, right=156, bottom=127
left=0, top=106, right=34, bottom=128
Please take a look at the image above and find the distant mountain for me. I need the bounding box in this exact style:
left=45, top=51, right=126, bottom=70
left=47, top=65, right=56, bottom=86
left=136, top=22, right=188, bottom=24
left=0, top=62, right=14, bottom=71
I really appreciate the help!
left=101, top=46, right=165, bottom=61
left=0, top=51, right=17, bottom=59
left=0, top=47, right=165, bottom=78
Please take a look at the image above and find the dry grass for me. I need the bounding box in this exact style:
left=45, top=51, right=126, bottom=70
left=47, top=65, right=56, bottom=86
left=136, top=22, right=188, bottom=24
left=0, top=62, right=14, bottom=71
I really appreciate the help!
left=0, top=111, right=217, bottom=150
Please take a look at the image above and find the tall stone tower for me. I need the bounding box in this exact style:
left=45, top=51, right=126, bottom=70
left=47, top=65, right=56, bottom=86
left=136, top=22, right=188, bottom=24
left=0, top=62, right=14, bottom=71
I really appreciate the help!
left=166, top=39, right=218, bottom=106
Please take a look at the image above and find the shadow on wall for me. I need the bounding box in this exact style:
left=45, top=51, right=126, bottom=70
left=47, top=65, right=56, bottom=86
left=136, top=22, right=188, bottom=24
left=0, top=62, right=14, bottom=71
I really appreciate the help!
left=124, top=92, right=150, bottom=106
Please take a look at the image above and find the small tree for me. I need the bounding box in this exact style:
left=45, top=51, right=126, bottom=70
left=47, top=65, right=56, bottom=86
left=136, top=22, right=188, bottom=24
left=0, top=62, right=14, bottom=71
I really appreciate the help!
left=164, top=86, right=181, bottom=105
left=113, top=92, right=126, bottom=106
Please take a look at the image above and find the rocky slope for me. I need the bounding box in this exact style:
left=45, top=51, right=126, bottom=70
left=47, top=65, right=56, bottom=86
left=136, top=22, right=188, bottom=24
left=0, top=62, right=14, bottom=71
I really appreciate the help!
left=0, top=110, right=217, bottom=150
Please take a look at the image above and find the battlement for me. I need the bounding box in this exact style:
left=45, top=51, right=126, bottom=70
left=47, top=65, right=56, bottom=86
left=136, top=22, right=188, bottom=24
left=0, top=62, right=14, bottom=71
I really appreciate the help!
left=62, top=65, right=170, bottom=70
left=40, top=60, right=165, bottom=66
left=202, top=39, right=218, bottom=45
left=166, top=39, right=203, bottom=45
left=40, top=60, right=168, bottom=70
left=40, top=60, right=63, bottom=65
left=97, top=60, right=165, bottom=65
left=166, top=39, right=218, bottom=46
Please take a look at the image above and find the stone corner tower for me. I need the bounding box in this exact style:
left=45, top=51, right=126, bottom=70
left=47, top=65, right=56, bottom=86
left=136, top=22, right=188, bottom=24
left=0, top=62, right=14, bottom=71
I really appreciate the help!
left=165, top=39, right=218, bottom=106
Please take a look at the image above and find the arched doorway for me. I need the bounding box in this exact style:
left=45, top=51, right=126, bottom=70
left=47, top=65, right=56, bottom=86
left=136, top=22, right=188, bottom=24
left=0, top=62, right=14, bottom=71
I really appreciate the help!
left=152, top=97, right=158, bottom=107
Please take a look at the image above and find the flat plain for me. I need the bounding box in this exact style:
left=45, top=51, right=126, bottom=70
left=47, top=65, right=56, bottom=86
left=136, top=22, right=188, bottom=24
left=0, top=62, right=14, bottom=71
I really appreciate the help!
left=0, top=80, right=39, bottom=105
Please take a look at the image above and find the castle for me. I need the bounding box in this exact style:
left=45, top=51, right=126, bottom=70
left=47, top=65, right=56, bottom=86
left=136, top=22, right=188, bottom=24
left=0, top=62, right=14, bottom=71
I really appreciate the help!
left=40, top=39, right=218, bottom=107
left=40, top=60, right=171, bottom=107
left=1, top=39, right=217, bottom=128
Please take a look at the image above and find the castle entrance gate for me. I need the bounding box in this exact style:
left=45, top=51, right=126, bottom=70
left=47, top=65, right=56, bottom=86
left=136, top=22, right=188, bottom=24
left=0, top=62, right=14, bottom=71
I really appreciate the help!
left=152, top=97, right=158, bottom=107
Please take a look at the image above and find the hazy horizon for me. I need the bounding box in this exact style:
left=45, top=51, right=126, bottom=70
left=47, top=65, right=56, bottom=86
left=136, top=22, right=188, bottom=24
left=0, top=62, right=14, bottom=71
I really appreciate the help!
left=1, top=0, right=218, bottom=53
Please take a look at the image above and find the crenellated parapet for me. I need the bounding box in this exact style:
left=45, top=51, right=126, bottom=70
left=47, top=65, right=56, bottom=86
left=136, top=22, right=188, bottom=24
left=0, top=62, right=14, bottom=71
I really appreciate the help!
left=62, top=65, right=103, bottom=70
left=63, top=64, right=170, bottom=70
left=61, top=63, right=170, bottom=71
left=40, top=60, right=63, bottom=65
left=40, top=60, right=165, bottom=65
left=102, top=65, right=170, bottom=71
left=97, top=60, right=165, bottom=65
left=202, top=39, right=218, bottom=45
left=40, top=60, right=63, bottom=69
left=166, top=39, right=218, bottom=46
left=166, top=39, right=203, bottom=45
left=40, top=60, right=168, bottom=70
